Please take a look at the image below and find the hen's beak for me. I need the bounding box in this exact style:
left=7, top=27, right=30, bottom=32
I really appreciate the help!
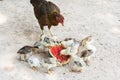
left=61, top=22, right=64, bottom=26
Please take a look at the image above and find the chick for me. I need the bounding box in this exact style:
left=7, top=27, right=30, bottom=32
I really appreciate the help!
left=78, top=36, right=97, bottom=65
left=84, top=44, right=97, bottom=54
left=70, top=42, right=80, bottom=55
left=34, top=41, right=46, bottom=52
left=69, top=55, right=85, bottom=72
left=27, top=57, right=41, bottom=70
left=61, top=39, right=74, bottom=48
left=60, top=47, right=71, bottom=55
left=34, top=34, right=53, bottom=53
left=81, top=36, right=96, bottom=51
left=41, top=58, right=59, bottom=74
left=80, top=50, right=91, bottom=66
left=61, top=39, right=79, bottom=56
left=17, top=46, right=40, bottom=61
left=40, top=34, right=51, bottom=47
left=40, top=34, right=59, bottom=47
left=71, top=61, right=83, bottom=72
left=34, top=34, right=60, bottom=57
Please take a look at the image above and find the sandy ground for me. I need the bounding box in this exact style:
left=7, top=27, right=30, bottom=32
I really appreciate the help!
left=0, top=0, right=120, bottom=80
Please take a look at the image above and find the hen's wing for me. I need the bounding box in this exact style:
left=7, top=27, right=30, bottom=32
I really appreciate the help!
left=35, top=3, right=48, bottom=19
left=35, top=2, right=50, bottom=26
left=47, top=1, right=60, bottom=14
left=37, top=1, right=60, bottom=17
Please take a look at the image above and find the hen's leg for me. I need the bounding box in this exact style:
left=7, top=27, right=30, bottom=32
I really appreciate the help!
left=48, top=26, right=54, bottom=36
left=41, top=30, right=45, bottom=36
left=48, top=26, right=58, bottom=41
left=49, top=29, right=54, bottom=37
left=39, top=22, right=45, bottom=36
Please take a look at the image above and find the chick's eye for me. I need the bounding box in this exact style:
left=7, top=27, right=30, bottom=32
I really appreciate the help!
left=29, top=60, right=33, bottom=64
left=44, top=37, right=50, bottom=43
left=74, top=61, right=82, bottom=67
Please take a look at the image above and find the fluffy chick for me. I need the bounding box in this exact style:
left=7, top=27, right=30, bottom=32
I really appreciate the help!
left=61, top=39, right=74, bottom=48
left=79, top=36, right=96, bottom=51
left=69, top=55, right=85, bottom=72
left=27, top=57, right=41, bottom=70
left=40, top=34, right=59, bottom=47
left=61, top=39, right=79, bottom=56
left=41, top=58, right=59, bottom=73
left=17, top=46, right=40, bottom=61
left=78, top=36, right=97, bottom=65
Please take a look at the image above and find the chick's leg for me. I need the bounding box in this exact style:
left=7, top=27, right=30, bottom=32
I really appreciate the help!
left=83, top=57, right=89, bottom=66
left=18, top=54, right=22, bottom=61
left=71, top=69, right=82, bottom=73
left=31, top=66, right=37, bottom=71
left=46, top=69, right=52, bottom=74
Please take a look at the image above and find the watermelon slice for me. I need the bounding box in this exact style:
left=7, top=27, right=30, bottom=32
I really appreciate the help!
left=49, top=45, right=71, bottom=65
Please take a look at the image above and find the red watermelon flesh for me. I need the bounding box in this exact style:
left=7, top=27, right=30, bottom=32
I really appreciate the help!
left=49, top=45, right=71, bottom=64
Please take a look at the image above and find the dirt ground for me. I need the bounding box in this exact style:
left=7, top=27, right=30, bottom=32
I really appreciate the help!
left=0, top=0, right=120, bottom=80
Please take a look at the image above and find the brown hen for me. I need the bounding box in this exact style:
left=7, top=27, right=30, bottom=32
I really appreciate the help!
left=30, top=0, right=64, bottom=36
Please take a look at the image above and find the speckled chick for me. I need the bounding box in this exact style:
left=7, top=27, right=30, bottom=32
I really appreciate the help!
left=27, top=57, right=41, bottom=70
left=17, top=46, right=40, bottom=61
left=78, top=36, right=97, bottom=65
left=69, top=55, right=85, bottom=72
